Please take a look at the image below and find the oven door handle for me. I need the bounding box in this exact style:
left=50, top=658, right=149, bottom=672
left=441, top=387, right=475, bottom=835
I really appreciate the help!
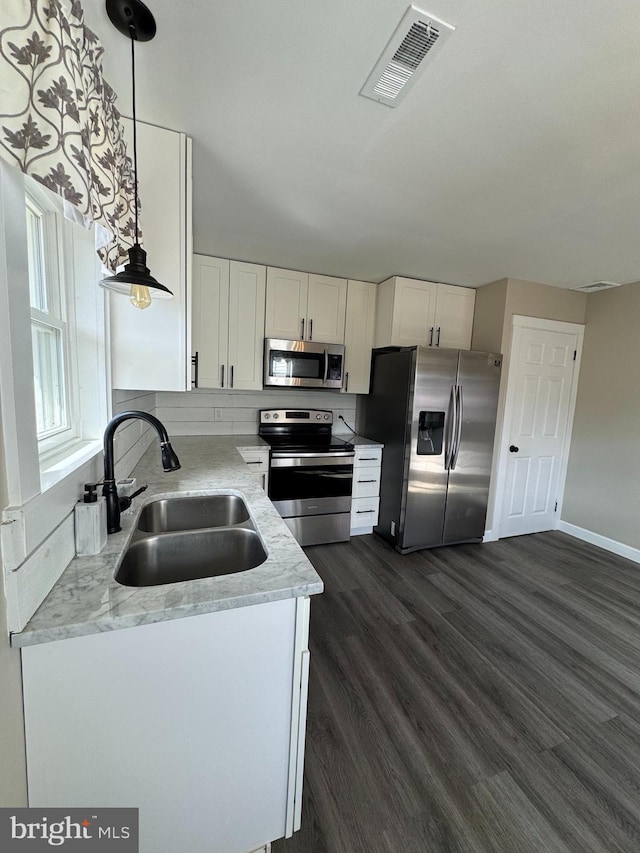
left=271, top=451, right=355, bottom=458
left=270, top=454, right=355, bottom=468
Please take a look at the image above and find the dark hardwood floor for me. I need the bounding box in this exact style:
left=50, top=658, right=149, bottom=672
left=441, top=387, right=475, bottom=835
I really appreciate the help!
left=272, top=531, right=640, bottom=853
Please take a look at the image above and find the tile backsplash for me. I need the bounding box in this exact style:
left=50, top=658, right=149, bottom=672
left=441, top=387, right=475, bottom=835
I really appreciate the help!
left=155, top=389, right=358, bottom=436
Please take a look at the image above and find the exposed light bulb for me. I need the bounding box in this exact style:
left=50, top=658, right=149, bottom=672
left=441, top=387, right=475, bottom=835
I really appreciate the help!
left=130, top=284, right=152, bottom=310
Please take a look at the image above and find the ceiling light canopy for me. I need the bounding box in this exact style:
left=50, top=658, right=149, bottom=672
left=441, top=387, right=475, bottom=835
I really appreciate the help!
left=100, top=0, right=172, bottom=309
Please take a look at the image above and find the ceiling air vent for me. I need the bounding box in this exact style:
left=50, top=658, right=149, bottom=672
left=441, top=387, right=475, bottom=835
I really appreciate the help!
left=360, top=6, right=455, bottom=107
left=571, top=281, right=621, bottom=292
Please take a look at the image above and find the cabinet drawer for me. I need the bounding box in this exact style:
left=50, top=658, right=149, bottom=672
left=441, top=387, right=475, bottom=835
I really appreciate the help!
left=354, top=447, right=382, bottom=467
left=238, top=449, right=269, bottom=471
left=353, top=468, right=381, bottom=498
left=351, top=496, right=379, bottom=527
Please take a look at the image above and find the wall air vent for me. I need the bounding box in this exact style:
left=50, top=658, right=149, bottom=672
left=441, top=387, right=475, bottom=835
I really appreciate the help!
left=571, top=281, right=621, bottom=292
left=360, top=6, right=455, bottom=107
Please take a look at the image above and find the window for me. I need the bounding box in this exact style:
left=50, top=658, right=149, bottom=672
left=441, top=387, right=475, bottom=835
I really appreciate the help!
left=25, top=183, right=79, bottom=457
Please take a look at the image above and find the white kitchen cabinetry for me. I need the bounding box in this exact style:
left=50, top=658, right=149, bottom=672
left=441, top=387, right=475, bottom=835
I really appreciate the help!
left=343, top=280, right=377, bottom=394
left=22, top=597, right=311, bottom=853
left=109, top=120, right=192, bottom=391
left=374, top=277, right=475, bottom=350
left=192, top=255, right=266, bottom=390
left=238, top=447, right=270, bottom=492
left=433, top=283, right=476, bottom=349
left=265, top=268, right=347, bottom=344
left=351, top=446, right=382, bottom=535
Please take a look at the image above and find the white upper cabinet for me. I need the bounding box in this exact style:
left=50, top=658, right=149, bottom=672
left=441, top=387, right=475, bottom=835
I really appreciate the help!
left=374, top=277, right=475, bottom=350
left=264, top=268, right=308, bottom=341
left=433, top=283, right=476, bottom=350
left=306, top=274, right=347, bottom=344
left=192, top=255, right=266, bottom=391
left=343, top=280, right=377, bottom=394
left=375, top=277, right=437, bottom=348
left=109, top=120, right=192, bottom=391
left=227, top=261, right=267, bottom=391
left=192, top=255, right=229, bottom=390
left=265, top=268, right=347, bottom=344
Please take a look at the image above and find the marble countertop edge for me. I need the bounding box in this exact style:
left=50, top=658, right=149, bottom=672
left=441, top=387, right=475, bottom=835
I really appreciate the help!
left=11, top=435, right=331, bottom=649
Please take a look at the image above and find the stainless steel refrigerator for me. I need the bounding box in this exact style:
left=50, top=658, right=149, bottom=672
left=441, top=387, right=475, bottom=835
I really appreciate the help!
left=356, top=346, right=502, bottom=553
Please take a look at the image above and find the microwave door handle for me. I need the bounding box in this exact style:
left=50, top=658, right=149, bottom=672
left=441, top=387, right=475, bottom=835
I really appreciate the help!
left=323, top=349, right=328, bottom=383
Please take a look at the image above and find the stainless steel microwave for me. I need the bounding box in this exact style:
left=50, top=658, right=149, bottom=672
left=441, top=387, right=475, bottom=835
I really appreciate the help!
left=263, top=338, right=345, bottom=389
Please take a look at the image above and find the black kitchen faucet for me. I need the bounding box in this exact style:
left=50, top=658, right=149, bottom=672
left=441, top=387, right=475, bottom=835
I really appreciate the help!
left=102, top=411, right=180, bottom=533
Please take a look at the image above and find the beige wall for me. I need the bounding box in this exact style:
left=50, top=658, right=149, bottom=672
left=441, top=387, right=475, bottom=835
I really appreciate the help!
left=501, top=278, right=587, bottom=356
left=471, top=278, right=508, bottom=353
left=471, top=277, right=586, bottom=355
left=562, top=282, right=640, bottom=548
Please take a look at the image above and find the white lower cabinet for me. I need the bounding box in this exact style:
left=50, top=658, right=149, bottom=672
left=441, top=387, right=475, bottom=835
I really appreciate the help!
left=21, top=597, right=311, bottom=853
left=238, top=447, right=270, bottom=492
left=351, top=446, right=382, bottom=535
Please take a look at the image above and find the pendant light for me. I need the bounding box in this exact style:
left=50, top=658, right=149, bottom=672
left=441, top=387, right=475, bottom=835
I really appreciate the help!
left=100, top=0, right=172, bottom=309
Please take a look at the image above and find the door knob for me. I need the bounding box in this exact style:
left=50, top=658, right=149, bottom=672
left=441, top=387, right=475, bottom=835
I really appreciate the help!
left=509, top=445, right=519, bottom=453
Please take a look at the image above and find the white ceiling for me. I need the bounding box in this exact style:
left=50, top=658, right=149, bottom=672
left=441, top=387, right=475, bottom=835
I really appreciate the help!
left=84, top=0, right=640, bottom=288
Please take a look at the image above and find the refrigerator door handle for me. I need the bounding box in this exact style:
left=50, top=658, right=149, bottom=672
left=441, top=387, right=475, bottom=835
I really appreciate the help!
left=444, top=384, right=456, bottom=470
left=450, top=384, right=463, bottom=470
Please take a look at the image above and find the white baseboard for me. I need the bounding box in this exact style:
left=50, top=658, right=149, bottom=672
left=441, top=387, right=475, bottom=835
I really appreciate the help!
left=557, top=521, right=640, bottom=565
left=483, top=529, right=498, bottom=543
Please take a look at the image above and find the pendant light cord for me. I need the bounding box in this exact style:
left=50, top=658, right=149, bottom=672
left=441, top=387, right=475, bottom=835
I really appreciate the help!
left=129, top=25, right=139, bottom=245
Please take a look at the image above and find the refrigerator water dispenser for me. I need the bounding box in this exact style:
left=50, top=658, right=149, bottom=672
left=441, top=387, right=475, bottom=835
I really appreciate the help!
left=417, top=411, right=444, bottom=455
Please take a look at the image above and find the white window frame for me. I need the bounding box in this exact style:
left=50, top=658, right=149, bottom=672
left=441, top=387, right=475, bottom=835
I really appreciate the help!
left=25, top=179, right=81, bottom=461
left=1, top=160, right=110, bottom=633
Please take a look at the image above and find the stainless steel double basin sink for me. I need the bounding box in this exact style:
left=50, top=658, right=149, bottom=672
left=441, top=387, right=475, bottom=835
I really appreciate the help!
left=115, top=494, right=268, bottom=587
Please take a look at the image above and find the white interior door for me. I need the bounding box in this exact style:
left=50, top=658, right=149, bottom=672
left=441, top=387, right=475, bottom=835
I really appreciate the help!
left=500, top=320, right=582, bottom=538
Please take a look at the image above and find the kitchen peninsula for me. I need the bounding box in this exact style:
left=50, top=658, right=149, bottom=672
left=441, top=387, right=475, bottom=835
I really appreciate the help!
left=13, top=436, right=322, bottom=853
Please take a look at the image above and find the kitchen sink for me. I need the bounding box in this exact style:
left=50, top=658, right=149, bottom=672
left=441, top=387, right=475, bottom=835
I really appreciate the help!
left=115, top=528, right=267, bottom=587
left=136, top=494, right=250, bottom=533
left=115, top=491, right=267, bottom=587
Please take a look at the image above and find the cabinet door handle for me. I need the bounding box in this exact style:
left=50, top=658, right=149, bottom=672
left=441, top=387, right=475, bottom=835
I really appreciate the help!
left=429, top=326, right=434, bottom=346
left=309, top=318, right=313, bottom=341
left=436, top=327, right=441, bottom=347
left=359, top=456, right=378, bottom=461
left=191, top=352, right=199, bottom=388
left=356, top=509, right=376, bottom=514
left=221, top=364, right=225, bottom=388
left=230, top=365, right=234, bottom=388
left=345, top=371, right=349, bottom=392
left=358, top=479, right=377, bottom=483
left=300, top=318, right=305, bottom=340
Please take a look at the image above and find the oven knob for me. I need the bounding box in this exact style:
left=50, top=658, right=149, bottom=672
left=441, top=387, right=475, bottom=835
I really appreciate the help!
left=264, top=413, right=270, bottom=419
left=273, top=413, right=279, bottom=419
left=316, top=414, right=322, bottom=420
left=324, top=414, right=330, bottom=420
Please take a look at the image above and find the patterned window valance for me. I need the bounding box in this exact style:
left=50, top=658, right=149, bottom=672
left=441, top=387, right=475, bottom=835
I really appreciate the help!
left=0, top=0, right=137, bottom=271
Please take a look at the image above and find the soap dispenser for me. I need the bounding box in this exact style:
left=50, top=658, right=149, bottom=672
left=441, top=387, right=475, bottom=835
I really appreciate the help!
left=74, top=484, right=107, bottom=556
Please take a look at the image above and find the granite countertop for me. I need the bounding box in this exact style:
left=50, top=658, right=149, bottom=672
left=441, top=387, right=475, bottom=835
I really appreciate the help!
left=12, top=435, right=326, bottom=648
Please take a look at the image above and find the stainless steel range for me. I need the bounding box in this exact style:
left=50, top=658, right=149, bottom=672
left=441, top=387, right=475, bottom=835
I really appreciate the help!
left=259, top=409, right=355, bottom=546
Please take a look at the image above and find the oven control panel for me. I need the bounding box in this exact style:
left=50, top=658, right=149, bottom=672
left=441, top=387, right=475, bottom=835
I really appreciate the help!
left=259, top=409, right=333, bottom=424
